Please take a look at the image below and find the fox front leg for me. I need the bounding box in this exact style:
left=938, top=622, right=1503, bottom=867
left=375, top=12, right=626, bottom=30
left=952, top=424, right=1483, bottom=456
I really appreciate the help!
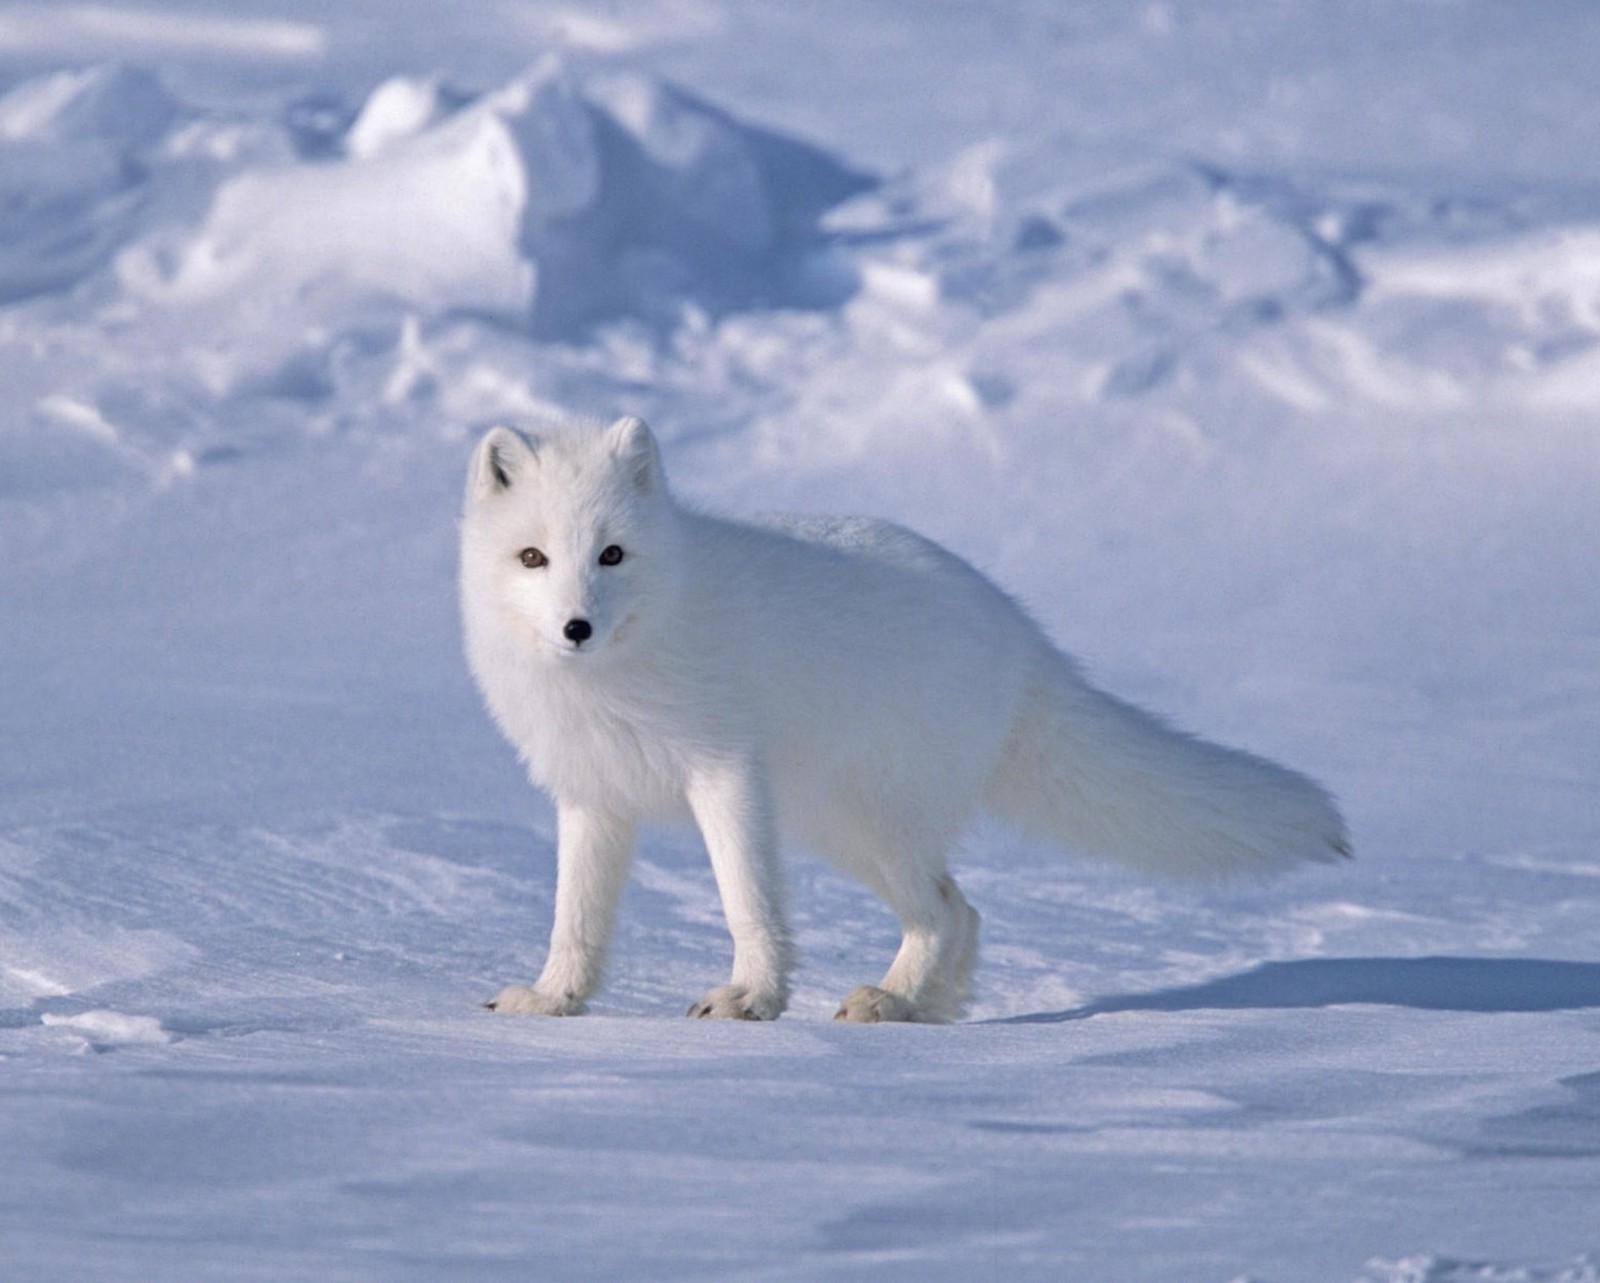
left=487, top=803, right=636, bottom=1015
left=684, top=762, right=793, bottom=1020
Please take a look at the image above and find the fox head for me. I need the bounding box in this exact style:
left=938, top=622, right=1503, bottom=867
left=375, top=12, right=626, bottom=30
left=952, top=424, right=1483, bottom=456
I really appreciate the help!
left=461, top=415, right=682, bottom=662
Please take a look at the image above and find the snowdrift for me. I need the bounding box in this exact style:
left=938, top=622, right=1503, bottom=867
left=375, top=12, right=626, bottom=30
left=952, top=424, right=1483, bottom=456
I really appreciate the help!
left=0, top=64, right=181, bottom=302
left=103, top=58, right=871, bottom=339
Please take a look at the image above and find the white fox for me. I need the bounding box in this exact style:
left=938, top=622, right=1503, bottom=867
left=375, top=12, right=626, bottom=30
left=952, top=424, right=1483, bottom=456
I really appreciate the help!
left=461, top=416, right=1349, bottom=1023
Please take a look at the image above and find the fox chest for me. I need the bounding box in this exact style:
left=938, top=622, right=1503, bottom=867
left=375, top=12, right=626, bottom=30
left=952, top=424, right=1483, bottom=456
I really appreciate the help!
left=493, top=674, right=705, bottom=816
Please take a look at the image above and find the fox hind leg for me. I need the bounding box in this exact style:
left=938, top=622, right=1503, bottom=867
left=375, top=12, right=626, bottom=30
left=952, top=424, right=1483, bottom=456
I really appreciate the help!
left=836, top=868, right=980, bottom=1024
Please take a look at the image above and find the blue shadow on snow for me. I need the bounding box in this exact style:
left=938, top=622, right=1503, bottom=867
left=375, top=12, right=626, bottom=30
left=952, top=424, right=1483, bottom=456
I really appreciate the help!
left=996, top=956, right=1600, bottom=1023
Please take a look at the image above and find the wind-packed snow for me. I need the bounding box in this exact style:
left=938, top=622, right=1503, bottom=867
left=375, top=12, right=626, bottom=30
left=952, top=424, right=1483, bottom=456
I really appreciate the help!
left=2, top=3, right=1598, bottom=1279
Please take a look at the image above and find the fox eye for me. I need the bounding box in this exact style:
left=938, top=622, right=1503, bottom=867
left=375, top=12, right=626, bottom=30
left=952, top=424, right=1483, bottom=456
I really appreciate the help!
left=598, top=545, right=625, bottom=566
left=518, top=547, right=547, bottom=569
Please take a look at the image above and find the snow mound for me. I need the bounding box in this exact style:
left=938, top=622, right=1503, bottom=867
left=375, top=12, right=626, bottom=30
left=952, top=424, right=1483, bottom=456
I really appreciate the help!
left=345, top=75, right=465, bottom=159
left=142, top=71, right=564, bottom=323
left=40, top=1009, right=173, bottom=1049
left=1358, top=226, right=1600, bottom=405
left=126, top=58, right=871, bottom=339
left=1367, top=226, right=1600, bottom=326
left=811, top=142, right=1600, bottom=437
left=0, top=63, right=178, bottom=148
left=0, top=64, right=181, bottom=302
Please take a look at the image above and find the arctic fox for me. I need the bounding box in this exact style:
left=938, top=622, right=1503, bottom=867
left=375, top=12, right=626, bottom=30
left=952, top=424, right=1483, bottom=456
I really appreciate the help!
left=461, top=415, right=1349, bottom=1023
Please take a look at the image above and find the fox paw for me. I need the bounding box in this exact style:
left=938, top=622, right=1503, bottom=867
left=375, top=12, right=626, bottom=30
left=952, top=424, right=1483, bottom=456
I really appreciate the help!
left=686, top=984, right=783, bottom=1021
left=485, top=984, right=584, bottom=1016
left=834, top=985, right=921, bottom=1023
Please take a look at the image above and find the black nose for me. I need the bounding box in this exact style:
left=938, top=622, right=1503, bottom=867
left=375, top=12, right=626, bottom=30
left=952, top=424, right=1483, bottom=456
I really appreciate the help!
left=563, top=618, right=593, bottom=645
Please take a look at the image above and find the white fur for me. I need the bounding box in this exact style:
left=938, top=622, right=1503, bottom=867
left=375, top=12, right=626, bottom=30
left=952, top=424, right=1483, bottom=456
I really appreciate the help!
left=462, top=416, right=1349, bottom=1023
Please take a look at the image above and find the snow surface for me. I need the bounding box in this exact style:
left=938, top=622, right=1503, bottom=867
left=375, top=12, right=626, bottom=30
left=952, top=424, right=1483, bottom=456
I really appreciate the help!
left=2, top=2, right=1599, bottom=1279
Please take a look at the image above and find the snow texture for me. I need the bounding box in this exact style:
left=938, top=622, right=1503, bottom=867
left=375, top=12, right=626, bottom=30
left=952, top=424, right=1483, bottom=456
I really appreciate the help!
left=1, top=2, right=1598, bottom=1280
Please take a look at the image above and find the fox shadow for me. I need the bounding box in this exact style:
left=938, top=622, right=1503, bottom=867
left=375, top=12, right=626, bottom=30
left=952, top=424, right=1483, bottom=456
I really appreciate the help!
left=996, top=956, right=1600, bottom=1023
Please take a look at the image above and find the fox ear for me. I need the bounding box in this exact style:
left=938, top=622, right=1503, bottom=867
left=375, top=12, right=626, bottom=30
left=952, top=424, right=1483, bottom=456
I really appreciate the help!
left=469, top=426, right=536, bottom=500
left=608, top=415, right=661, bottom=493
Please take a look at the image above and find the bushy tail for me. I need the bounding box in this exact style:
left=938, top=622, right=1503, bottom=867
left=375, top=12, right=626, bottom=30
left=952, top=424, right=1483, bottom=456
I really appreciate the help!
left=985, top=650, right=1350, bottom=879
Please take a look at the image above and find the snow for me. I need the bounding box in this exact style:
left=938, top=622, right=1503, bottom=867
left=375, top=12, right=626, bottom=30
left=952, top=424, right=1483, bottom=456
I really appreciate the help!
left=1, top=2, right=1598, bottom=1279
left=39, top=1009, right=173, bottom=1049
